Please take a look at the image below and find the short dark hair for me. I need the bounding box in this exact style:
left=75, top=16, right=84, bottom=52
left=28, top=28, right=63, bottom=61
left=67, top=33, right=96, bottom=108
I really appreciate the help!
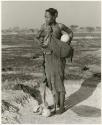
left=45, top=8, right=58, bottom=17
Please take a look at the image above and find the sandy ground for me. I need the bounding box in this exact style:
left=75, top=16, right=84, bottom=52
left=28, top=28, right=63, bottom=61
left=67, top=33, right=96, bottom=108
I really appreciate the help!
left=17, top=79, right=101, bottom=124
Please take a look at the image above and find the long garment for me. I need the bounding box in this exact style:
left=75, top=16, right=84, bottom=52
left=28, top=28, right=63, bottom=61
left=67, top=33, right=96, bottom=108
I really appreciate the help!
left=43, top=53, right=66, bottom=95
left=42, top=34, right=66, bottom=95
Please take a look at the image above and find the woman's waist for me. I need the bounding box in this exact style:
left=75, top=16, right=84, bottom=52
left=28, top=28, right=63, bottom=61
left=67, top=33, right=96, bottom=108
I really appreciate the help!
left=43, top=48, right=52, bottom=55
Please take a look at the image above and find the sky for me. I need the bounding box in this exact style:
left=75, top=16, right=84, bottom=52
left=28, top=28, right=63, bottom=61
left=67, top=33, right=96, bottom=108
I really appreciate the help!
left=2, top=1, right=101, bottom=29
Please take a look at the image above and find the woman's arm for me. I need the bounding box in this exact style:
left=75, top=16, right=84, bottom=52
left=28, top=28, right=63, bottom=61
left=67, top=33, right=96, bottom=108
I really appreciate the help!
left=36, top=24, right=45, bottom=40
left=59, top=23, right=73, bottom=44
left=35, top=24, right=46, bottom=46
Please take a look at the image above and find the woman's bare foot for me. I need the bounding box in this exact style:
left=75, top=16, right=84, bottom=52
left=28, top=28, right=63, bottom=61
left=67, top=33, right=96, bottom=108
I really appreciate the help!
left=51, top=110, right=56, bottom=115
left=57, top=107, right=65, bottom=114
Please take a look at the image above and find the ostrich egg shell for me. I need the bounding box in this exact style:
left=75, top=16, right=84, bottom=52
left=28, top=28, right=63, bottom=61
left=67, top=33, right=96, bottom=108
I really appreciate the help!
left=61, top=34, right=69, bottom=42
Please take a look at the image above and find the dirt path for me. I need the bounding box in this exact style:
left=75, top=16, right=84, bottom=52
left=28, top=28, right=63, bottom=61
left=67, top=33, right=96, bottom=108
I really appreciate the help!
left=18, top=80, right=101, bottom=124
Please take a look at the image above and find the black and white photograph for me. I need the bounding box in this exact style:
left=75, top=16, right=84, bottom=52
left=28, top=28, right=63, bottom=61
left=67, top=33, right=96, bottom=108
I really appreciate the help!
left=1, top=0, right=101, bottom=124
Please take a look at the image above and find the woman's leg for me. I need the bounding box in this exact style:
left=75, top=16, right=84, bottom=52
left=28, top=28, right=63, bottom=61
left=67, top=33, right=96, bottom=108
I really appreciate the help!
left=58, top=92, right=65, bottom=114
left=57, top=92, right=60, bottom=107
left=53, top=94, right=57, bottom=113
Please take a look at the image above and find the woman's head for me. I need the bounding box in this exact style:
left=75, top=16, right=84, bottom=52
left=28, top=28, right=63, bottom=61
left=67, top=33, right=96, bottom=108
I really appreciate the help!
left=45, top=8, right=58, bottom=25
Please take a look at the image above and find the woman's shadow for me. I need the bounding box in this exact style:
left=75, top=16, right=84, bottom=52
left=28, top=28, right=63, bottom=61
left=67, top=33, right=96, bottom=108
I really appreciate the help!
left=64, top=73, right=101, bottom=110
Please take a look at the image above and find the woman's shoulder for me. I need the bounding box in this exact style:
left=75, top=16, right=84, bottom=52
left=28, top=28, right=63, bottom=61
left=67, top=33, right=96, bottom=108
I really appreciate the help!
left=57, top=23, right=64, bottom=28
left=41, top=23, right=64, bottom=29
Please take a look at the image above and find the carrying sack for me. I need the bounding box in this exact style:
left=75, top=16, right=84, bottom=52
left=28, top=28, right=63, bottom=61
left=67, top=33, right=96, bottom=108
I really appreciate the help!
left=48, top=35, right=74, bottom=61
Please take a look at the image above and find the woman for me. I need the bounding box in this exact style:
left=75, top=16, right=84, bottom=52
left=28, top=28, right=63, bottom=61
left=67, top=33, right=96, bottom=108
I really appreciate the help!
left=37, top=8, right=73, bottom=114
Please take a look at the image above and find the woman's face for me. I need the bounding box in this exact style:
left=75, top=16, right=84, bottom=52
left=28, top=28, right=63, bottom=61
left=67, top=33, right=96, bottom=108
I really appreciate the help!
left=45, top=11, right=55, bottom=25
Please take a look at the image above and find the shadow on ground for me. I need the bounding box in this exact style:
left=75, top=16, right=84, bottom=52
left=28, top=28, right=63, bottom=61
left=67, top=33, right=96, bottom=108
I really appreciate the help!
left=71, top=105, right=101, bottom=117
left=65, top=73, right=101, bottom=113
